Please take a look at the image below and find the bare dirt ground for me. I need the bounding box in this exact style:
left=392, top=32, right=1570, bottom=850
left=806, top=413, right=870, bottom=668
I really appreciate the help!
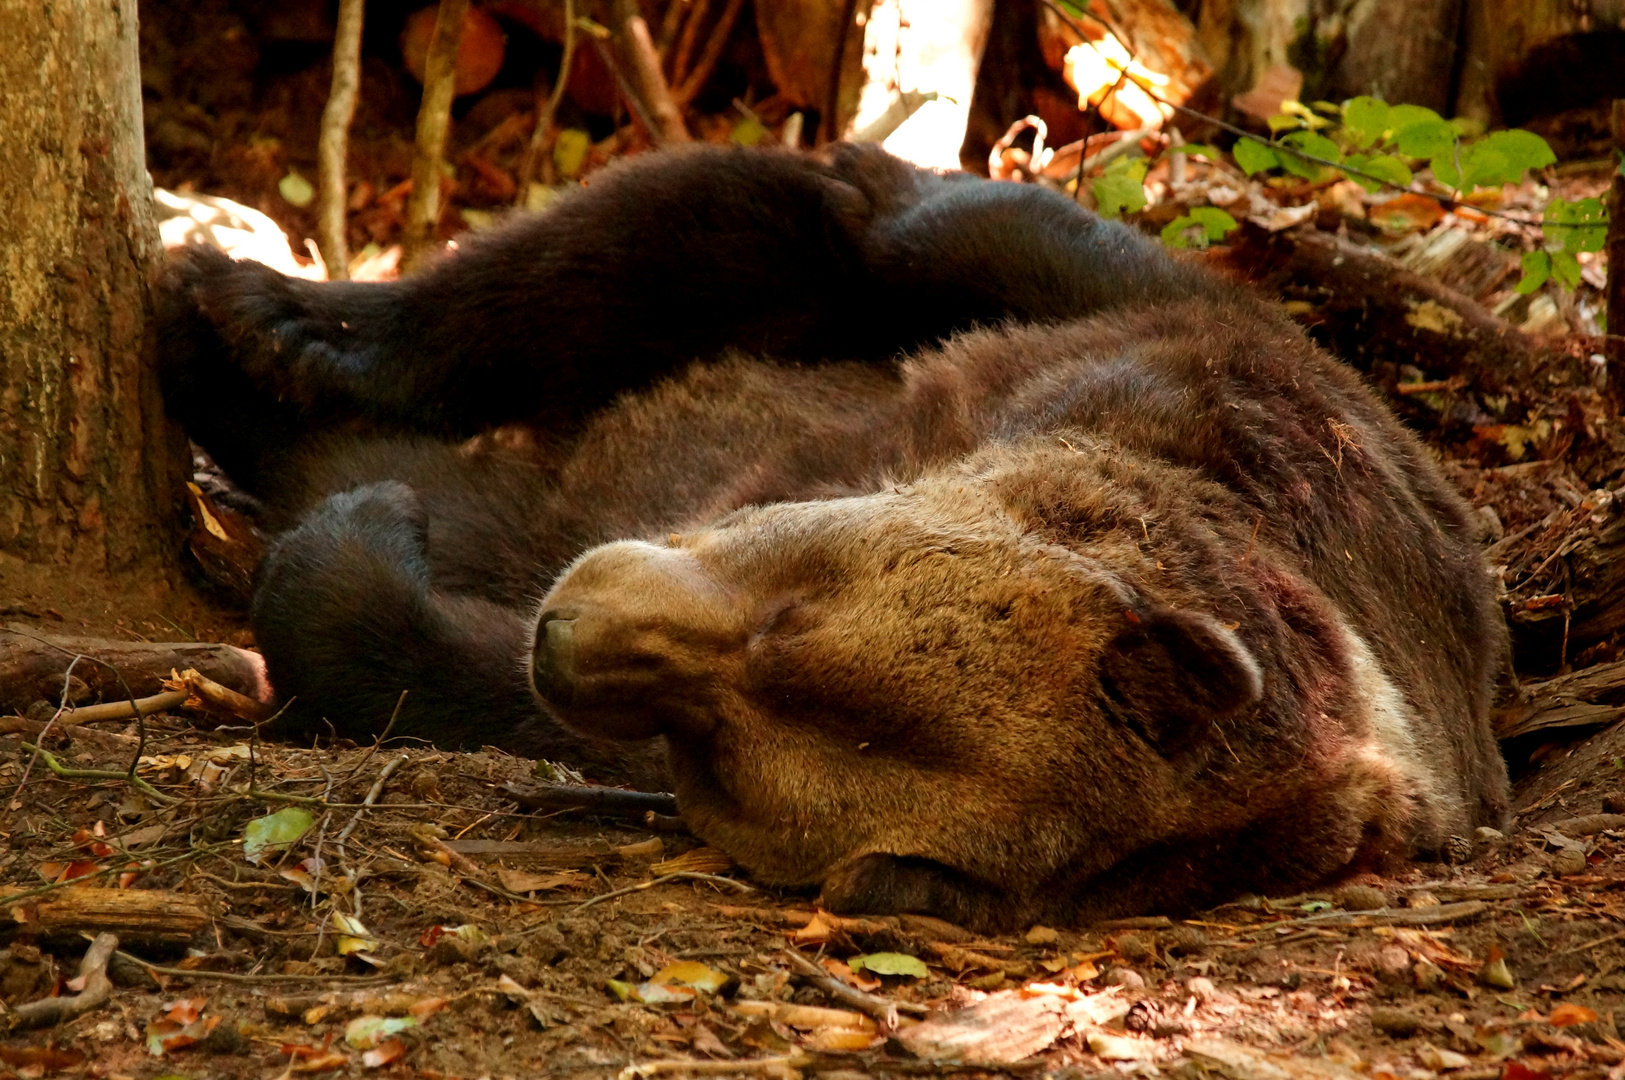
left=0, top=708, right=1624, bottom=1079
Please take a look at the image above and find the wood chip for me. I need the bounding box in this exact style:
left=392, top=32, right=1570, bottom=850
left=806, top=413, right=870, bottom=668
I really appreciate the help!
left=892, top=987, right=1123, bottom=1064
left=1186, top=1037, right=1367, bottom=1080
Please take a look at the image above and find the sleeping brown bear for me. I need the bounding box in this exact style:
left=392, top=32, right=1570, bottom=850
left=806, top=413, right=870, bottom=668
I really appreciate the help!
left=159, top=143, right=1510, bottom=931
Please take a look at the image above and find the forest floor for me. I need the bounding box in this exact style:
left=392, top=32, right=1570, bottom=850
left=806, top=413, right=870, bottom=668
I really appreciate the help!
left=5, top=8, right=1625, bottom=1080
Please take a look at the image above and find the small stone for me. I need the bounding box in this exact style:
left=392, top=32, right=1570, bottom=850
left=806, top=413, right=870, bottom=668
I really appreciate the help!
left=519, top=925, right=567, bottom=965
left=1475, top=826, right=1505, bottom=844
left=427, top=934, right=483, bottom=965
left=1416, top=1043, right=1471, bottom=1070
left=197, top=1021, right=247, bottom=1055
left=1413, top=958, right=1444, bottom=992
left=1372, top=945, right=1411, bottom=984
left=1552, top=847, right=1588, bottom=877
left=1104, top=967, right=1145, bottom=989
left=1478, top=957, right=1515, bottom=990
left=1089, top=1032, right=1155, bottom=1061
left=1185, top=976, right=1216, bottom=1000
left=1116, top=933, right=1155, bottom=962
left=1164, top=926, right=1209, bottom=955
left=1370, top=1006, right=1424, bottom=1037
left=1025, top=925, right=1060, bottom=946
left=1338, top=885, right=1388, bottom=911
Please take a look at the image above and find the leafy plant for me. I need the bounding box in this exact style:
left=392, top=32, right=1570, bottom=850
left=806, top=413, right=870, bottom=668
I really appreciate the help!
left=1236, top=97, right=1556, bottom=198
left=1160, top=206, right=1238, bottom=249
left=1093, top=154, right=1150, bottom=219
left=1517, top=196, right=1607, bottom=294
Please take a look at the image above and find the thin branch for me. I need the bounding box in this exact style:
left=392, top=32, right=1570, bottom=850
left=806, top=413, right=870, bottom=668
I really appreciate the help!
left=9, top=933, right=118, bottom=1030
left=669, top=0, right=712, bottom=87
left=317, top=0, right=366, bottom=279
left=672, top=0, right=745, bottom=107
left=402, top=0, right=472, bottom=272
left=611, top=0, right=691, bottom=144
left=780, top=948, right=930, bottom=1025
left=515, top=0, right=578, bottom=201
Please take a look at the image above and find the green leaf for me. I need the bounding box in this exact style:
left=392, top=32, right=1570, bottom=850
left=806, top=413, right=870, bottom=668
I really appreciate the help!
left=1387, top=103, right=1445, bottom=132
left=1551, top=249, right=1582, bottom=289
left=1341, top=96, right=1390, bottom=149
left=1189, top=206, right=1240, bottom=240
left=1232, top=137, right=1279, bottom=176
left=1278, top=130, right=1339, bottom=180
left=1343, top=152, right=1412, bottom=192
left=553, top=128, right=591, bottom=180
left=1431, top=149, right=1464, bottom=191
left=1301, top=900, right=1332, bottom=912
left=1546, top=196, right=1608, bottom=254
left=242, top=807, right=315, bottom=863
left=1266, top=112, right=1303, bottom=134
left=1514, top=250, right=1550, bottom=295
left=849, top=952, right=929, bottom=978
left=730, top=116, right=769, bottom=146
left=1394, top=116, right=1456, bottom=159
left=1092, top=156, right=1148, bottom=219
left=1161, top=215, right=1198, bottom=248
left=278, top=171, right=315, bottom=208
left=1176, top=143, right=1223, bottom=160
left=1479, top=129, right=1555, bottom=177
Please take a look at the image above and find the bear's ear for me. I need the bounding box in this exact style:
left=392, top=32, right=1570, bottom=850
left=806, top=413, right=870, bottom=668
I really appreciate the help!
left=1098, top=607, right=1263, bottom=755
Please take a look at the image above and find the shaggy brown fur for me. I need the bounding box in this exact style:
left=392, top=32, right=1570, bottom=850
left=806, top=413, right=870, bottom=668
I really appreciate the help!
left=159, top=144, right=1510, bottom=930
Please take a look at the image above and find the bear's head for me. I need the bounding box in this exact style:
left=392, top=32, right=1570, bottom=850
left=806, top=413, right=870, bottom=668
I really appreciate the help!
left=529, top=456, right=1288, bottom=928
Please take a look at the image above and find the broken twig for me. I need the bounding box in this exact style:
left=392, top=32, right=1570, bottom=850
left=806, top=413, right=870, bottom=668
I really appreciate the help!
left=9, top=933, right=118, bottom=1030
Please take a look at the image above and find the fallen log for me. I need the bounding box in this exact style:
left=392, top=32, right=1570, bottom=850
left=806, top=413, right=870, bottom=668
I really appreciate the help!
left=1495, top=657, right=1625, bottom=740
left=1, top=887, right=207, bottom=945
left=1211, top=225, right=1605, bottom=440
left=0, top=626, right=268, bottom=715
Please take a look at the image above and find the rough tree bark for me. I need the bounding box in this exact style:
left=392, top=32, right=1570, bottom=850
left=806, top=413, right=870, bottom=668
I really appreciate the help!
left=0, top=1, right=188, bottom=581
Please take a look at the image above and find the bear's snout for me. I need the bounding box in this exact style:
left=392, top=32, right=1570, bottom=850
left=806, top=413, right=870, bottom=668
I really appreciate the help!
left=529, top=540, right=743, bottom=741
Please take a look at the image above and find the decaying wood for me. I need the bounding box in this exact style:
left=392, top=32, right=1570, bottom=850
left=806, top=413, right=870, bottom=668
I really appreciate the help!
left=401, top=0, right=470, bottom=271
left=1550, top=813, right=1625, bottom=837
left=170, top=667, right=273, bottom=723
left=0, top=626, right=268, bottom=715
left=1188, top=1036, right=1367, bottom=1080
left=1, top=887, right=207, bottom=944
left=8, top=932, right=117, bottom=1031
left=316, top=0, right=365, bottom=279
left=1216, top=225, right=1553, bottom=423
left=891, top=985, right=1124, bottom=1064
left=502, top=779, right=678, bottom=818
left=1495, top=658, right=1625, bottom=740
left=1500, top=511, right=1625, bottom=672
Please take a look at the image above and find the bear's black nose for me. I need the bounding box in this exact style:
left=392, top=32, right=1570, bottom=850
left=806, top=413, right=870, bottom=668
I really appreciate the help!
left=531, top=612, right=577, bottom=707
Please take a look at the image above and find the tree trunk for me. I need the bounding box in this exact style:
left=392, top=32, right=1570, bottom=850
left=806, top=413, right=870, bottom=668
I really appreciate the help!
left=0, top=0, right=187, bottom=578
left=1325, top=0, right=1464, bottom=115
left=1455, top=0, right=1625, bottom=125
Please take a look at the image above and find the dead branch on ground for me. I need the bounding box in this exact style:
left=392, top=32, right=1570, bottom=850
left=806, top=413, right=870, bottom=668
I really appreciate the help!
left=8, top=933, right=117, bottom=1030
